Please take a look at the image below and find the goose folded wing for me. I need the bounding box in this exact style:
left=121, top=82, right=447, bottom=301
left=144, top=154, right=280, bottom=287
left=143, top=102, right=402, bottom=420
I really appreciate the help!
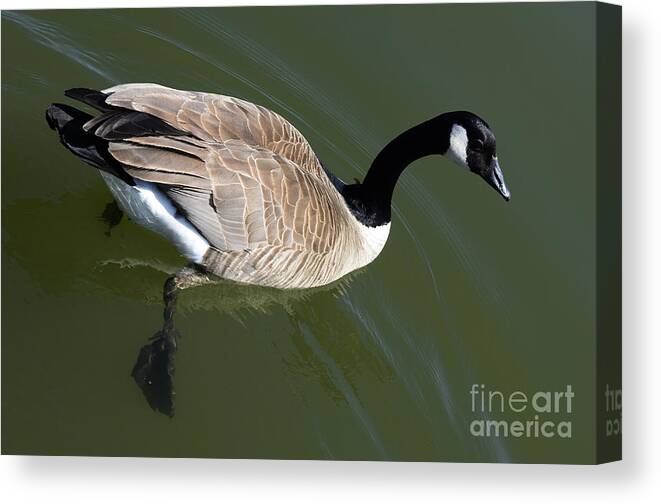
left=106, top=137, right=337, bottom=255
left=102, top=83, right=325, bottom=177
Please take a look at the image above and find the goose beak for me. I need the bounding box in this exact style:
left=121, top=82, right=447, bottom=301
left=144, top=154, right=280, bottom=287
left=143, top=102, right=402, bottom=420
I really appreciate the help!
left=486, top=157, right=510, bottom=201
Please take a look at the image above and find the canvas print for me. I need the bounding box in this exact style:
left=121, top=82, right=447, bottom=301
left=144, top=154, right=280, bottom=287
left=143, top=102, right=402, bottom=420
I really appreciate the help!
left=1, top=2, right=621, bottom=463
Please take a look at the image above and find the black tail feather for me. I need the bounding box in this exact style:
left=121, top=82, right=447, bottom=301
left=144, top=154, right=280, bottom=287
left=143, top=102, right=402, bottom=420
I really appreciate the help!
left=64, top=87, right=115, bottom=112
left=46, top=102, right=93, bottom=131
left=63, top=87, right=187, bottom=140
left=47, top=86, right=190, bottom=185
left=46, top=103, right=135, bottom=186
left=92, top=109, right=188, bottom=140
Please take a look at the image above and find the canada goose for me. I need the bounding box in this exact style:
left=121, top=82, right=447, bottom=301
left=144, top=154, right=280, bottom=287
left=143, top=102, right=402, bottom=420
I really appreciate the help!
left=46, top=84, right=509, bottom=414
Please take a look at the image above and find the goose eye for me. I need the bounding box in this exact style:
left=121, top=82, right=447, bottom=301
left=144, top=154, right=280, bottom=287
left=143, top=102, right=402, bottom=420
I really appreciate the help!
left=469, top=139, right=484, bottom=151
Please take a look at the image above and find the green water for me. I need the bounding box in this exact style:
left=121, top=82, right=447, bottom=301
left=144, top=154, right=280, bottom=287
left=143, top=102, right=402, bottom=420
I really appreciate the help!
left=2, top=3, right=597, bottom=462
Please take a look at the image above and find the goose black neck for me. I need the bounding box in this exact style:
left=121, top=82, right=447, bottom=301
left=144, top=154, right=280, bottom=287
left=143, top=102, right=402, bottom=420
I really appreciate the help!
left=341, top=114, right=452, bottom=227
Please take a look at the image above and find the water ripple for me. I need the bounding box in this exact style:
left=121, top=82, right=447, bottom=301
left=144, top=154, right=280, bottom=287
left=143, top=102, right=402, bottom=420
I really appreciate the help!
left=3, top=11, right=119, bottom=83
left=298, top=321, right=388, bottom=460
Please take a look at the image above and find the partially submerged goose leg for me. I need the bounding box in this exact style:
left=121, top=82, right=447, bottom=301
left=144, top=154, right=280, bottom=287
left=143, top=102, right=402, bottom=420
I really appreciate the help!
left=132, top=265, right=214, bottom=417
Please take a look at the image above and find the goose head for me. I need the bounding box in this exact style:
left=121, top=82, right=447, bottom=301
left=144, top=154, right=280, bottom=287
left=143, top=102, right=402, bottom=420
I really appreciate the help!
left=441, top=111, right=510, bottom=201
left=346, top=109, right=511, bottom=227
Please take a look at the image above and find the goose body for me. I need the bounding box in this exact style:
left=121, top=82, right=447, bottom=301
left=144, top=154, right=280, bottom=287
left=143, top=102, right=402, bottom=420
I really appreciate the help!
left=46, top=83, right=509, bottom=290
left=47, top=84, right=510, bottom=415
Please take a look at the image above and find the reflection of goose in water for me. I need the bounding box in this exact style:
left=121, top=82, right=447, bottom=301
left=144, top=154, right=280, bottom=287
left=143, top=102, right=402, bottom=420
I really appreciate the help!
left=46, top=84, right=509, bottom=415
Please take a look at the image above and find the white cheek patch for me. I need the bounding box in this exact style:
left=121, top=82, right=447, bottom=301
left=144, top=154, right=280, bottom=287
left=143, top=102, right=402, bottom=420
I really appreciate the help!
left=445, top=124, right=469, bottom=168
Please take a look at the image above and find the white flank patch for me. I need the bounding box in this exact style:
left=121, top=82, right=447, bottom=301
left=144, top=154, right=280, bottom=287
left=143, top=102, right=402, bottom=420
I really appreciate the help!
left=445, top=124, right=469, bottom=168
left=99, top=172, right=210, bottom=264
left=356, top=221, right=391, bottom=266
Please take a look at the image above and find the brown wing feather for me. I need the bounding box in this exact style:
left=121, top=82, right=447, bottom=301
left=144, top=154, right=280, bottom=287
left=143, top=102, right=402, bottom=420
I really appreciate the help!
left=105, top=134, right=346, bottom=256
left=102, top=83, right=325, bottom=179
left=107, top=141, right=209, bottom=190
left=204, top=141, right=343, bottom=254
